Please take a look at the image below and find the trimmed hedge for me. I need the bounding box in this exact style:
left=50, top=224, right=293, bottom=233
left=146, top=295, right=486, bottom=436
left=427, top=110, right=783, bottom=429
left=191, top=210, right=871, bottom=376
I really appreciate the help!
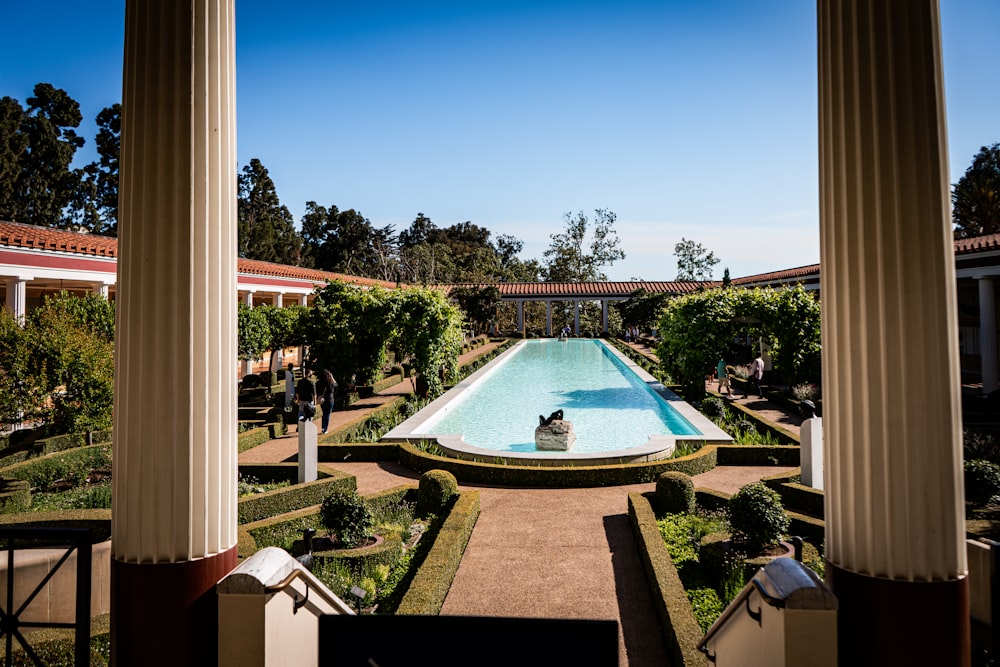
left=767, top=481, right=825, bottom=519
left=628, top=492, right=711, bottom=667
left=237, top=467, right=356, bottom=524
left=396, top=490, right=481, bottom=615
left=694, top=488, right=730, bottom=512
left=371, top=370, right=404, bottom=394
left=417, top=470, right=459, bottom=515
left=0, top=479, right=31, bottom=514
left=314, top=533, right=403, bottom=574
left=1, top=444, right=112, bottom=491
left=0, top=429, right=113, bottom=468
left=712, top=397, right=799, bottom=445
left=322, top=397, right=408, bottom=443
left=398, top=441, right=719, bottom=488
left=237, top=420, right=287, bottom=453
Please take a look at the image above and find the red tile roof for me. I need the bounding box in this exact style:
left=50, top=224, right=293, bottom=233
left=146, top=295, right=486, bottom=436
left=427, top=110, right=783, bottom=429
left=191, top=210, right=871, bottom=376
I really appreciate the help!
left=731, top=264, right=821, bottom=286
left=954, top=233, right=1000, bottom=255
left=442, top=281, right=714, bottom=298
left=0, top=220, right=118, bottom=257
left=0, top=221, right=399, bottom=288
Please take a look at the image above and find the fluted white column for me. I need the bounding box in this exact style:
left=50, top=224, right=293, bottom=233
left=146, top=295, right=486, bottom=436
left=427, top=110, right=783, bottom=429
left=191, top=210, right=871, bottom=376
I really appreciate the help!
left=241, top=290, right=255, bottom=376
left=517, top=301, right=524, bottom=333
left=573, top=301, right=579, bottom=335
left=4, top=278, right=28, bottom=321
left=546, top=301, right=552, bottom=336
left=113, top=1, right=237, bottom=664
left=601, top=300, right=609, bottom=334
left=92, top=282, right=111, bottom=299
left=819, top=1, right=968, bottom=664
left=979, top=277, right=998, bottom=394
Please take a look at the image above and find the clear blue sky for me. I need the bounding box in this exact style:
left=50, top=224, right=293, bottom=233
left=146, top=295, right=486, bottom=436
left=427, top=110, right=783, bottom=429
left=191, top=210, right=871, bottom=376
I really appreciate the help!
left=2, top=1, right=997, bottom=281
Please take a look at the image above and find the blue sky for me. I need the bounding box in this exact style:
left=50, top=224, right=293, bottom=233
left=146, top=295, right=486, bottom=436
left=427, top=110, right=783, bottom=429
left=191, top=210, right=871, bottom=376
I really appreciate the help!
left=2, top=1, right=997, bottom=281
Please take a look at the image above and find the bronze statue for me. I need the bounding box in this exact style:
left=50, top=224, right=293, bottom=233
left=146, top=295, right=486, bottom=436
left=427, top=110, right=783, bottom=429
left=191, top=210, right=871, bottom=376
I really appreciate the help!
left=538, top=410, right=564, bottom=426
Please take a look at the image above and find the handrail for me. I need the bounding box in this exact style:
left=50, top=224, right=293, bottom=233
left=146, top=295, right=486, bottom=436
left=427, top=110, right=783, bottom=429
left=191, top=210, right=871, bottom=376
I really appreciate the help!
left=263, top=566, right=354, bottom=616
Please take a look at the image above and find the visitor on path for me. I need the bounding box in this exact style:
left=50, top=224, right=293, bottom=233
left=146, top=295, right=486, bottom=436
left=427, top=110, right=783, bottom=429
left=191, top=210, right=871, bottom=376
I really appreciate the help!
left=295, top=368, right=317, bottom=423
left=284, top=363, right=295, bottom=409
left=316, top=369, right=337, bottom=434
left=750, top=354, right=765, bottom=397
left=716, top=358, right=731, bottom=395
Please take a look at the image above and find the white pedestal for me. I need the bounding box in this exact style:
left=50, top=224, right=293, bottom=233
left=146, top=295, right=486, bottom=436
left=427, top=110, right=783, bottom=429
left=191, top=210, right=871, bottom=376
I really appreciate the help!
left=800, top=417, right=823, bottom=490
left=298, top=420, right=318, bottom=483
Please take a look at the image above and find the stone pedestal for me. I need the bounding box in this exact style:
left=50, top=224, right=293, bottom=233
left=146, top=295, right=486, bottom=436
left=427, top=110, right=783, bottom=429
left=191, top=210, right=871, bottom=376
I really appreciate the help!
left=298, top=420, right=318, bottom=483
left=801, top=417, right=824, bottom=490
left=535, top=420, right=575, bottom=451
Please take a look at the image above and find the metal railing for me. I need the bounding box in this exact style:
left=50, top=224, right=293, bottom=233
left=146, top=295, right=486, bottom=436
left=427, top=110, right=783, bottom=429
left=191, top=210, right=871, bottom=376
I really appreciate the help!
left=0, top=526, right=92, bottom=667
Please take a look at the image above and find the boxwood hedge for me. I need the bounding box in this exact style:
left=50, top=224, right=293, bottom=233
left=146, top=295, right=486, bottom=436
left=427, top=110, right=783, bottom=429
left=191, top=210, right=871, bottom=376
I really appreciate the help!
left=395, top=490, right=481, bottom=615
left=628, top=492, right=711, bottom=667
left=237, top=467, right=356, bottom=524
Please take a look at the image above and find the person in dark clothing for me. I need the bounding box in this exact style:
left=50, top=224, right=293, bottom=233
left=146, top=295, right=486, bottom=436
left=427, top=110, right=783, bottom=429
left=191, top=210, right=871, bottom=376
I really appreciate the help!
left=316, top=369, right=338, bottom=434
left=295, top=369, right=317, bottom=422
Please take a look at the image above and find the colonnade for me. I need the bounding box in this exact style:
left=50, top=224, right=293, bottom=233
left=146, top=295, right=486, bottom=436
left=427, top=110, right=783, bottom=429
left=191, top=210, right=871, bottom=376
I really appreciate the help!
left=512, top=297, right=627, bottom=336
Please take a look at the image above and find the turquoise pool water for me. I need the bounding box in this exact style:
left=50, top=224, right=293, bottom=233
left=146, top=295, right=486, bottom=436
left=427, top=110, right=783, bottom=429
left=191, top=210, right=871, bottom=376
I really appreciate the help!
left=418, top=339, right=699, bottom=454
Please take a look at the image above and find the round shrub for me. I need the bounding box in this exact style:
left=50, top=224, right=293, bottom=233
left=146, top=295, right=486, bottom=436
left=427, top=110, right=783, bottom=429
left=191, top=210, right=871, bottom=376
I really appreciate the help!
left=319, top=490, right=373, bottom=548
left=726, top=482, right=789, bottom=551
left=656, top=471, right=696, bottom=514
left=700, top=397, right=725, bottom=420
left=417, top=469, right=458, bottom=515
left=965, top=459, right=1000, bottom=507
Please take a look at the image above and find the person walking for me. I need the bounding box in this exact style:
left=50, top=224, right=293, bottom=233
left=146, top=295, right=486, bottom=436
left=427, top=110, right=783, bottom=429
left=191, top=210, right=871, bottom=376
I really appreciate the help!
left=750, top=354, right=765, bottom=397
left=295, top=368, right=317, bottom=423
left=716, top=358, right=731, bottom=395
left=315, top=369, right=337, bottom=434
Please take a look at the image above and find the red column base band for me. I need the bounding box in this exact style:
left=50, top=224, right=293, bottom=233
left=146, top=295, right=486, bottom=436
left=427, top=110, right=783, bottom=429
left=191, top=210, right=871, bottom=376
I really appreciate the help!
left=826, top=561, right=970, bottom=667
left=111, top=546, right=238, bottom=667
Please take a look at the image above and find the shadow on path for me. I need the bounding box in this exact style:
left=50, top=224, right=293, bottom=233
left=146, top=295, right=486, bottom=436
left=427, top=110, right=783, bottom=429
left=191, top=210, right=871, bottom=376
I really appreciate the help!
left=603, top=514, right=671, bottom=667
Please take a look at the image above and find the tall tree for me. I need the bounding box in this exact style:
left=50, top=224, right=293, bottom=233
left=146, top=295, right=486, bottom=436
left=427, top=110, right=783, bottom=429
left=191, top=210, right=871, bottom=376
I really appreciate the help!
left=237, top=158, right=302, bottom=264
left=0, top=97, right=27, bottom=221
left=542, top=209, right=624, bottom=283
left=1, top=84, right=85, bottom=227
left=953, top=143, right=1000, bottom=238
left=674, top=238, right=720, bottom=281
left=299, top=202, right=399, bottom=280
left=69, top=104, right=120, bottom=235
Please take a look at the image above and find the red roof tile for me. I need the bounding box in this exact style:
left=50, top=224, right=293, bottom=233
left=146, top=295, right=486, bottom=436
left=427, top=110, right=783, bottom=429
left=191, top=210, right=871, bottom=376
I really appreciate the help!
left=0, top=220, right=400, bottom=288
left=732, top=264, right=821, bottom=286
left=440, top=281, right=714, bottom=298
left=0, top=220, right=118, bottom=257
left=954, top=233, right=1000, bottom=255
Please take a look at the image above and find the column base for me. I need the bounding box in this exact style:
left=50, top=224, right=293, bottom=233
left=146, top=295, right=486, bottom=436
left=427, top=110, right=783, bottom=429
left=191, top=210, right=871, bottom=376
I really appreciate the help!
left=112, top=546, right=238, bottom=667
left=826, top=561, right=970, bottom=667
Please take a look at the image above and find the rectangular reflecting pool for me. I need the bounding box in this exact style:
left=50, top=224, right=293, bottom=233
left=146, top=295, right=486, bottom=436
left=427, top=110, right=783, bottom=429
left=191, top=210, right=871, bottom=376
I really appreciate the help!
left=383, top=339, right=732, bottom=465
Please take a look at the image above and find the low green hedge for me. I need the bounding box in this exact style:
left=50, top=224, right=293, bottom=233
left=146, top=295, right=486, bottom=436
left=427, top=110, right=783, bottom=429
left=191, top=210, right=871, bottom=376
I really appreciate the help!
left=712, top=394, right=799, bottom=445
left=399, top=442, right=719, bottom=488
left=694, top=488, right=730, bottom=512
left=0, top=429, right=113, bottom=468
left=1, top=444, right=112, bottom=491
left=0, top=479, right=31, bottom=514
left=365, top=485, right=418, bottom=516
left=314, top=532, right=404, bottom=574
left=787, top=509, right=826, bottom=543
left=628, top=492, right=711, bottom=667
left=237, top=467, right=356, bottom=524
left=763, top=479, right=825, bottom=519
left=396, top=490, right=480, bottom=615
left=322, top=397, right=408, bottom=443
left=237, top=420, right=287, bottom=453
left=371, top=371, right=404, bottom=394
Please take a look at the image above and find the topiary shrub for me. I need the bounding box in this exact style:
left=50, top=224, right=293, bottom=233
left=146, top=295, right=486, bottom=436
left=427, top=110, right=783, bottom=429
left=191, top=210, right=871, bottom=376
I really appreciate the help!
left=700, top=397, right=725, bottom=420
left=727, top=482, right=790, bottom=551
left=417, top=469, right=458, bottom=516
left=319, top=490, right=373, bottom=548
left=965, top=459, right=1000, bottom=507
left=656, top=471, right=695, bottom=514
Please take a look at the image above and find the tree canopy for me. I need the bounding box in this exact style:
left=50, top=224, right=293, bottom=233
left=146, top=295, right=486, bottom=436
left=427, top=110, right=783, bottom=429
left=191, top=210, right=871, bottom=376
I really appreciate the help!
left=953, top=143, right=1000, bottom=238
left=542, top=209, right=625, bottom=283
left=674, top=238, right=719, bottom=281
left=237, top=158, right=302, bottom=265
left=0, top=84, right=85, bottom=228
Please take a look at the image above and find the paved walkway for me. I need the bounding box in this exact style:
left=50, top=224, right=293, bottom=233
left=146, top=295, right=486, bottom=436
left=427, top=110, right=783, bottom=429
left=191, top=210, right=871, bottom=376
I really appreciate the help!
left=239, top=339, right=804, bottom=666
